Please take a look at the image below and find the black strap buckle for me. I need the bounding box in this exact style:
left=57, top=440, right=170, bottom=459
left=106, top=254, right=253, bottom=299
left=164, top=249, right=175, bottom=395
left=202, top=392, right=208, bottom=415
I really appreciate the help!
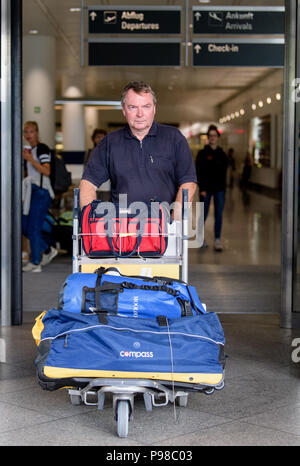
left=157, top=315, right=168, bottom=327
left=97, top=311, right=108, bottom=325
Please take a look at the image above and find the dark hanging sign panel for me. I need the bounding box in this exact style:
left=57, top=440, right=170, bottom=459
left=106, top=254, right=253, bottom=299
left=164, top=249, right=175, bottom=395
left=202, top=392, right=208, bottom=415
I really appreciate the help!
left=192, top=39, right=285, bottom=68
left=193, top=6, right=285, bottom=35
left=88, top=6, right=181, bottom=34
left=88, top=39, right=181, bottom=66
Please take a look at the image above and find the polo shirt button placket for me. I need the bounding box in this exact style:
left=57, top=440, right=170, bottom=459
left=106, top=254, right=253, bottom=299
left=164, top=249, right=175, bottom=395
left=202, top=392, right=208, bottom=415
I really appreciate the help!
left=139, top=139, right=144, bottom=167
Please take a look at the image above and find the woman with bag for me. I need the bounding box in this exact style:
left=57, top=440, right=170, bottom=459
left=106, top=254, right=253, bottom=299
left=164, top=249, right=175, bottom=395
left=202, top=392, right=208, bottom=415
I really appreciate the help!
left=22, top=121, right=57, bottom=272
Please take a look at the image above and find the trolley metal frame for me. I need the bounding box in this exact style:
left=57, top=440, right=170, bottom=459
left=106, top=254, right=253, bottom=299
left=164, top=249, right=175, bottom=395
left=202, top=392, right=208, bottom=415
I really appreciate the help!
left=68, top=188, right=223, bottom=438
left=72, top=187, right=189, bottom=282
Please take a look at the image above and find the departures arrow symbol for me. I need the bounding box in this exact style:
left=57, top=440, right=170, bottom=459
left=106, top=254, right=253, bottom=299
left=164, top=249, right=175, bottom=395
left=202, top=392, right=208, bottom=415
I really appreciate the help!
left=90, top=11, right=97, bottom=21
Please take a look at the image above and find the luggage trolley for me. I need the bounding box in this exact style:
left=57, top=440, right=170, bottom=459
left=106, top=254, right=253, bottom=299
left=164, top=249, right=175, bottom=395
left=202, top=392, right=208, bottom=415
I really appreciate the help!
left=66, top=189, right=222, bottom=438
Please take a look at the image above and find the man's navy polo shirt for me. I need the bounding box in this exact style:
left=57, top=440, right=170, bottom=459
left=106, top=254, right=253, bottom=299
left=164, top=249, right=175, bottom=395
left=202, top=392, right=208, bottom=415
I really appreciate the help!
left=82, top=121, right=197, bottom=205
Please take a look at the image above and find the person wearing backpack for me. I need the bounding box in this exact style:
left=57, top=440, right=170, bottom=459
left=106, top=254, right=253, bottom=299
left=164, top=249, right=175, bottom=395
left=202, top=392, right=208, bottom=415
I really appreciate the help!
left=22, top=121, right=58, bottom=272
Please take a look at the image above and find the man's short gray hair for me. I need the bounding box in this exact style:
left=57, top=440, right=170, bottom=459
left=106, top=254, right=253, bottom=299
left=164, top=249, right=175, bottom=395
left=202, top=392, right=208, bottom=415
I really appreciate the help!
left=121, top=81, right=157, bottom=106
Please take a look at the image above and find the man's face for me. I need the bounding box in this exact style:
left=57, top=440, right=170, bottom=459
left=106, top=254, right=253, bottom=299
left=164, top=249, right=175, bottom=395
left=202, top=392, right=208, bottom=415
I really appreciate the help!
left=122, top=89, right=156, bottom=136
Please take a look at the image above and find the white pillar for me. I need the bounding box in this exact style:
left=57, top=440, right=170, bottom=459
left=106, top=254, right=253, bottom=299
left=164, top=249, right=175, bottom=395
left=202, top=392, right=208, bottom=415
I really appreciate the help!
left=85, top=106, right=99, bottom=150
left=61, top=82, right=85, bottom=151
left=61, top=82, right=85, bottom=182
left=62, top=103, right=85, bottom=151
left=23, top=35, right=56, bottom=148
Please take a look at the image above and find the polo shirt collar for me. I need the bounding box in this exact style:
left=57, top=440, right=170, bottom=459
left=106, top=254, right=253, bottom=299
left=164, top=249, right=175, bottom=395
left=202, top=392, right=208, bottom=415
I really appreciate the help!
left=124, top=121, right=158, bottom=139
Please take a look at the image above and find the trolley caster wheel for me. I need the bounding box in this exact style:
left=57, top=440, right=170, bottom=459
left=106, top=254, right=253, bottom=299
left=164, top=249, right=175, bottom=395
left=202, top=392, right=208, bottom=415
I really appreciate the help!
left=117, top=400, right=130, bottom=438
left=70, top=394, right=82, bottom=406
left=204, top=387, right=215, bottom=395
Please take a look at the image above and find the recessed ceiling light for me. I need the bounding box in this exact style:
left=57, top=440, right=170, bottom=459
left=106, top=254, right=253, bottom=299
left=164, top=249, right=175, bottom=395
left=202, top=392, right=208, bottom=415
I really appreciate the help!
left=29, top=29, right=39, bottom=34
left=70, top=8, right=81, bottom=12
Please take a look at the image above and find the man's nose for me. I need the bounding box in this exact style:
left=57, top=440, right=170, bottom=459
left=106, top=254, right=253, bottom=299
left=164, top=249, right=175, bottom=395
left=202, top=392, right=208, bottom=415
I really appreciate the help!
left=136, top=106, right=143, bottom=117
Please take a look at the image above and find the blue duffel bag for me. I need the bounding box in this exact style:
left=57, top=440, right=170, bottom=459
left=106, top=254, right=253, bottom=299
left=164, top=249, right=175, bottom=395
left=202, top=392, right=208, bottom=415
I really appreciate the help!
left=33, top=308, right=225, bottom=389
left=58, top=267, right=206, bottom=319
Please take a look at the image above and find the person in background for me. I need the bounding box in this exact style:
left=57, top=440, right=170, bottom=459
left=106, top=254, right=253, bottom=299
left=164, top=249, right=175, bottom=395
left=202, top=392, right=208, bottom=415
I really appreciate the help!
left=227, top=147, right=236, bottom=189
left=22, top=121, right=57, bottom=272
left=83, top=128, right=107, bottom=167
left=196, top=124, right=228, bottom=252
left=240, top=151, right=253, bottom=190
left=80, top=81, right=197, bottom=218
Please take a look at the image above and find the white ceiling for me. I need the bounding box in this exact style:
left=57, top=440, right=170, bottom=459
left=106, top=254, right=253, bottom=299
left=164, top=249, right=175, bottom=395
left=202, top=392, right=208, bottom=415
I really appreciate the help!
left=23, top=0, right=285, bottom=123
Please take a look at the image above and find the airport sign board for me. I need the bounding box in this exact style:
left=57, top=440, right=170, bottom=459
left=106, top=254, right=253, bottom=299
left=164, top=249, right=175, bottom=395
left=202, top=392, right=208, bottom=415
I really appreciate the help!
left=192, top=39, right=285, bottom=67
left=88, top=6, right=181, bottom=34
left=193, top=6, right=285, bottom=35
left=88, top=39, right=181, bottom=67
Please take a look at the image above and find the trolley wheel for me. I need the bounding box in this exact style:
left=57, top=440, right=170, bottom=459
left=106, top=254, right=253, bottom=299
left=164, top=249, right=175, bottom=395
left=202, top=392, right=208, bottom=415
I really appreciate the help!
left=117, top=400, right=130, bottom=438
left=70, top=393, right=82, bottom=405
left=204, top=387, right=215, bottom=395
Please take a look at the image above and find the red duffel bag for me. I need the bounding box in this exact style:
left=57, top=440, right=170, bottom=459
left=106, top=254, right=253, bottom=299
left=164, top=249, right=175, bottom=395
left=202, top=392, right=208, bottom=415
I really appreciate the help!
left=80, top=200, right=168, bottom=258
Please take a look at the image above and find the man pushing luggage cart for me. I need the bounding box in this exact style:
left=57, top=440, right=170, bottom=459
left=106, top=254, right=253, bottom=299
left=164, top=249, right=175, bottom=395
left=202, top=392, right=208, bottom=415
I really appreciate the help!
left=78, top=80, right=197, bottom=279
left=32, top=82, right=225, bottom=439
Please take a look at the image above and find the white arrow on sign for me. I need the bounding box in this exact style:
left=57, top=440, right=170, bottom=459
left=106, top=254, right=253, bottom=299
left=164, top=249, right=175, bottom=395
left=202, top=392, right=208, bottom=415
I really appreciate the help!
left=194, top=44, right=202, bottom=54
left=194, top=12, right=201, bottom=21
left=90, top=11, right=97, bottom=21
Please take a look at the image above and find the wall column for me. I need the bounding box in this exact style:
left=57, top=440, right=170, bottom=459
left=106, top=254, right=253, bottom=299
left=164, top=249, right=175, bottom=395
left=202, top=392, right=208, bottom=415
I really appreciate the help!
left=61, top=80, right=85, bottom=182
left=23, top=35, right=56, bottom=148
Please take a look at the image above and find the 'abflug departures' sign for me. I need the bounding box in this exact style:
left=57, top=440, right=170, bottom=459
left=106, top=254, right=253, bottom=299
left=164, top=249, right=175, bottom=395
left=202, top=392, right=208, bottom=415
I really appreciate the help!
left=88, top=6, right=181, bottom=34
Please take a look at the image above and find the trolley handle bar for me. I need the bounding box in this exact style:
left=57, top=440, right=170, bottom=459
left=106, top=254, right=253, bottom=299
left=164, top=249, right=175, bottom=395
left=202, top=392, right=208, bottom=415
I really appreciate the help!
left=182, top=188, right=188, bottom=220
left=73, top=188, right=80, bottom=220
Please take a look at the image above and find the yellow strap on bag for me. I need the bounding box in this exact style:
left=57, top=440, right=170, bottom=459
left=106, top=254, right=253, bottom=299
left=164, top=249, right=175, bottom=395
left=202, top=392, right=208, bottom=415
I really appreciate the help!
left=32, top=311, right=47, bottom=346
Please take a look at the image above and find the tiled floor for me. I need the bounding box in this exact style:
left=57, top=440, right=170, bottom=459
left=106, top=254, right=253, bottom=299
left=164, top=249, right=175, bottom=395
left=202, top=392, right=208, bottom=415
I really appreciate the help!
left=1, top=185, right=300, bottom=446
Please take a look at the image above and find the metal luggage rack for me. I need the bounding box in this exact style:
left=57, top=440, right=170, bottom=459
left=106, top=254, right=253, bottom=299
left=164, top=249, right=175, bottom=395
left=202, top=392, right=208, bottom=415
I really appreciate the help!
left=68, top=187, right=210, bottom=438
left=67, top=376, right=225, bottom=438
left=72, top=188, right=189, bottom=282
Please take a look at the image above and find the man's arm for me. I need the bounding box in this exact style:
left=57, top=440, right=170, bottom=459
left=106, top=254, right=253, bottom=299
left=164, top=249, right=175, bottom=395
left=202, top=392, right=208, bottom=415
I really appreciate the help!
left=79, top=179, right=98, bottom=209
left=173, top=181, right=197, bottom=220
